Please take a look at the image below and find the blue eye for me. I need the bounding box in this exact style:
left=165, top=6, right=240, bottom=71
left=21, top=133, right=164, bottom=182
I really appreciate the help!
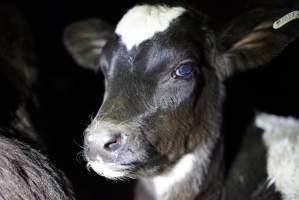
left=175, top=64, right=193, bottom=77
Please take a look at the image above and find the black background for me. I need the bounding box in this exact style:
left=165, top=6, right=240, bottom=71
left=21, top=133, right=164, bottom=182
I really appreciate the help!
left=12, top=0, right=299, bottom=199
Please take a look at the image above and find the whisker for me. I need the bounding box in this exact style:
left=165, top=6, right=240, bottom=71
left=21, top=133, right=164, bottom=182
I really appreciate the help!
left=73, top=139, right=84, bottom=149
left=76, top=151, right=85, bottom=164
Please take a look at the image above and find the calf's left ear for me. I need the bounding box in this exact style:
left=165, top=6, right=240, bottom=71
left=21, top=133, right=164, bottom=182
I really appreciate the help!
left=216, top=9, right=299, bottom=79
left=63, top=18, right=114, bottom=70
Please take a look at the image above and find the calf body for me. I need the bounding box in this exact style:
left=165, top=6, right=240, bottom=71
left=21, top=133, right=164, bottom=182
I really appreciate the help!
left=0, top=134, right=74, bottom=200
left=64, top=2, right=299, bottom=200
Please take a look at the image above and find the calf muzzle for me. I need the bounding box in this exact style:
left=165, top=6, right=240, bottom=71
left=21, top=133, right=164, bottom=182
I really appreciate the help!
left=84, top=123, right=127, bottom=162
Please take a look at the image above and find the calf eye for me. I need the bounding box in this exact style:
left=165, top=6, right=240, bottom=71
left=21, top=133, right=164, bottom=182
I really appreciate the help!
left=173, top=63, right=194, bottom=78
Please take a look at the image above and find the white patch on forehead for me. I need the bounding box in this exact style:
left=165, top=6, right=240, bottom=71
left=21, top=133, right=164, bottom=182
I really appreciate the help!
left=115, top=4, right=186, bottom=50
left=256, top=113, right=299, bottom=200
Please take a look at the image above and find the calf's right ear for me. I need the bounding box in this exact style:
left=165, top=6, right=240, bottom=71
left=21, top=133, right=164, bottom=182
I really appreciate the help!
left=63, top=19, right=114, bottom=70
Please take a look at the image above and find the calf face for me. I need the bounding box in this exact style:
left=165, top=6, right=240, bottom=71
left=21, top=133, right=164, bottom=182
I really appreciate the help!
left=64, top=4, right=299, bottom=180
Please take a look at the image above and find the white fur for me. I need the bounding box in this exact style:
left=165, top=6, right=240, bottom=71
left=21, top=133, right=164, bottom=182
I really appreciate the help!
left=115, top=5, right=186, bottom=50
left=256, top=113, right=299, bottom=200
left=87, top=156, right=125, bottom=180
left=150, top=143, right=211, bottom=198
left=151, top=154, right=195, bottom=197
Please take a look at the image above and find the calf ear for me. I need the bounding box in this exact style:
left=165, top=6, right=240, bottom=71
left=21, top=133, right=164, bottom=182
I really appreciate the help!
left=217, top=9, right=299, bottom=79
left=63, top=19, right=114, bottom=70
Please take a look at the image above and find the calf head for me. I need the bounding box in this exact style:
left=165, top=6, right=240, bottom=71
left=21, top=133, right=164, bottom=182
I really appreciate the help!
left=64, top=4, right=299, bottom=180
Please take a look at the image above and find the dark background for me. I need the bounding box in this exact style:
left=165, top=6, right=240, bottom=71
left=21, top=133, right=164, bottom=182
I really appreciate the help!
left=12, top=0, right=299, bottom=199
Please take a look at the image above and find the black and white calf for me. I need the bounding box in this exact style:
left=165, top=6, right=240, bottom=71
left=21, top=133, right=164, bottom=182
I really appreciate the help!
left=64, top=3, right=299, bottom=200
left=0, top=3, right=75, bottom=199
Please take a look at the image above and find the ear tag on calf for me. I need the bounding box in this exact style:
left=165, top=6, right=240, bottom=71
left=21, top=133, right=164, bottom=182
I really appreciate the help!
left=273, top=10, right=299, bottom=29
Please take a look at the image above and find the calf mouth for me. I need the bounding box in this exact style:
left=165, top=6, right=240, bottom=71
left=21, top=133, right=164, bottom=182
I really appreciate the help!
left=86, top=157, right=137, bottom=180
left=84, top=136, right=178, bottom=180
left=82, top=121, right=146, bottom=180
left=84, top=147, right=171, bottom=180
left=82, top=120, right=180, bottom=180
left=83, top=134, right=139, bottom=180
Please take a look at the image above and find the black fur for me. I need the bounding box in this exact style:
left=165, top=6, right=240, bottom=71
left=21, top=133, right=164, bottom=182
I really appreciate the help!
left=0, top=134, right=74, bottom=200
left=0, top=3, right=75, bottom=199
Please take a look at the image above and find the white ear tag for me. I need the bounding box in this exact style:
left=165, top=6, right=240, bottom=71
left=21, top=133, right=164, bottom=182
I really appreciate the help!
left=273, top=10, right=299, bottom=29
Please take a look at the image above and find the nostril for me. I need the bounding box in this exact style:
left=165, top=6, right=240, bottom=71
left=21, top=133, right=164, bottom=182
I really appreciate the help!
left=104, top=134, right=123, bottom=152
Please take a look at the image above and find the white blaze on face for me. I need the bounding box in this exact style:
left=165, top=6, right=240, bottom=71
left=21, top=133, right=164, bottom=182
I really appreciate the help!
left=256, top=113, right=299, bottom=200
left=115, top=4, right=186, bottom=50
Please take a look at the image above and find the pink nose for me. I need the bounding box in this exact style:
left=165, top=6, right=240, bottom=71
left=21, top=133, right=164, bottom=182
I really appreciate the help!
left=84, top=131, right=125, bottom=162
